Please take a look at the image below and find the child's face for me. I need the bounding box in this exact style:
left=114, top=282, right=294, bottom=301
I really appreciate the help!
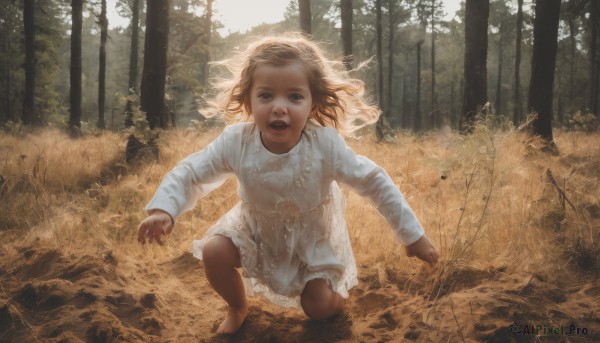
left=249, top=61, right=312, bottom=154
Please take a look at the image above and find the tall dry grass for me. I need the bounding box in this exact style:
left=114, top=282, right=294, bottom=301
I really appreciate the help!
left=0, top=121, right=598, bottom=283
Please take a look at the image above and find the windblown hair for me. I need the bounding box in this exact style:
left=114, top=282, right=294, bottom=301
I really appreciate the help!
left=204, top=34, right=380, bottom=136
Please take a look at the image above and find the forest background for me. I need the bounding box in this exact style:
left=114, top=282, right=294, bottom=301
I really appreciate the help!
left=2, top=0, right=599, bottom=137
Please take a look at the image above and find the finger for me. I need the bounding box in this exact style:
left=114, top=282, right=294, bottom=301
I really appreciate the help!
left=417, top=251, right=431, bottom=265
left=137, top=224, right=146, bottom=244
left=428, top=252, right=439, bottom=267
left=155, top=231, right=164, bottom=245
left=161, top=223, right=170, bottom=235
left=430, top=249, right=439, bottom=262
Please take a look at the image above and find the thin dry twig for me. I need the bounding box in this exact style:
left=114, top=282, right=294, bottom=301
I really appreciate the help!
left=449, top=296, right=466, bottom=343
left=545, top=169, right=577, bottom=213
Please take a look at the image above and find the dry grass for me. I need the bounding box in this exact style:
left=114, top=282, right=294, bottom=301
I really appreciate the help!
left=1, top=121, right=599, bottom=279
left=1, top=121, right=599, bottom=342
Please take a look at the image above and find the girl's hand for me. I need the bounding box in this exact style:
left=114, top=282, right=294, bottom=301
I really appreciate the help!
left=405, top=235, right=439, bottom=267
left=137, top=209, right=174, bottom=245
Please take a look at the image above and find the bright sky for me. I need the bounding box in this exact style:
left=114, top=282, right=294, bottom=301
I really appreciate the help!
left=213, top=0, right=290, bottom=35
left=443, top=0, right=463, bottom=20
left=107, top=0, right=463, bottom=34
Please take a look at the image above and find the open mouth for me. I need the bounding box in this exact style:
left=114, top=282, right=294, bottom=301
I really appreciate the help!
left=269, top=121, right=289, bottom=130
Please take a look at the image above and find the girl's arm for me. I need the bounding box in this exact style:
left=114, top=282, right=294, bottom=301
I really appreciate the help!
left=329, top=130, right=425, bottom=246
left=329, top=131, right=438, bottom=265
left=145, top=125, right=241, bottom=223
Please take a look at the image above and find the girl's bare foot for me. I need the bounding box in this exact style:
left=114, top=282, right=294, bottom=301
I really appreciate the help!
left=217, top=302, right=248, bottom=334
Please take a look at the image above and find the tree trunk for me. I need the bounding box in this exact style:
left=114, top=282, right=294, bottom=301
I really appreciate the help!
left=202, top=0, right=212, bottom=87
left=3, top=5, right=12, bottom=122
left=341, top=0, right=353, bottom=70
left=528, top=0, right=560, bottom=148
left=140, top=0, right=170, bottom=130
left=430, top=0, right=437, bottom=129
left=69, top=0, right=83, bottom=134
left=590, top=0, right=600, bottom=116
left=387, top=0, right=395, bottom=125
left=459, top=77, right=464, bottom=128
left=22, top=0, right=36, bottom=126
left=513, top=0, right=523, bottom=124
left=375, top=0, right=384, bottom=140
left=299, top=0, right=311, bottom=35
left=568, top=17, right=575, bottom=106
left=402, top=55, right=409, bottom=129
left=461, top=0, right=489, bottom=132
left=450, top=79, right=455, bottom=125
left=401, top=73, right=407, bottom=128
left=5, top=35, right=10, bottom=122
left=495, top=16, right=503, bottom=116
left=125, top=0, right=140, bottom=128
left=97, top=0, right=107, bottom=129
left=415, top=41, right=423, bottom=131
left=557, top=65, right=563, bottom=126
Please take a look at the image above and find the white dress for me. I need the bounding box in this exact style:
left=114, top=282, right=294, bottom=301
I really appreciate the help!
left=146, top=122, right=424, bottom=308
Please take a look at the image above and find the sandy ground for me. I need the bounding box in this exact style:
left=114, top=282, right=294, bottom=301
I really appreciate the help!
left=0, top=241, right=598, bottom=342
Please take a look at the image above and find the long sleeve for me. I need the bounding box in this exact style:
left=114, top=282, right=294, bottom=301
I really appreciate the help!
left=329, top=130, right=424, bottom=245
left=145, top=125, right=239, bottom=222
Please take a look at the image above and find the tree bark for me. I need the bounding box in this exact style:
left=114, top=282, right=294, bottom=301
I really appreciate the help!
left=568, top=17, right=575, bottom=106
left=528, top=0, right=560, bottom=147
left=69, top=0, right=83, bottom=134
left=299, top=0, right=311, bottom=35
left=125, top=0, right=140, bottom=128
left=495, top=15, right=503, bottom=116
left=590, top=0, right=600, bottom=116
left=5, top=35, right=10, bottom=122
left=415, top=40, right=423, bottom=131
left=513, top=0, right=523, bottom=124
left=341, top=0, right=353, bottom=70
left=140, top=0, right=170, bottom=130
left=450, top=80, right=455, bottom=125
left=375, top=0, right=384, bottom=140
left=557, top=65, right=563, bottom=126
left=402, top=48, right=409, bottom=129
left=461, top=0, right=489, bottom=132
left=401, top=73, right=407, bottom=128
left=2, top=4, right=14, bottom=123
left=97, top=0, right=107, bottom=129
left=459, top=77, right=464, bottom=127
left=430, top=0, right=437, bottom=128
left=22, top=0, right=37, bottom=126
left=387, top=0, right=395, bottom=124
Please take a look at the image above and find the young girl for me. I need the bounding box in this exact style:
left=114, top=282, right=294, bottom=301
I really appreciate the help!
left=137, top=35, right=438, bottom=335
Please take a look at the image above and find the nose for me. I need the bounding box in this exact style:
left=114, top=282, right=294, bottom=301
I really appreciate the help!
left=272, top=98, right=288, bottom=115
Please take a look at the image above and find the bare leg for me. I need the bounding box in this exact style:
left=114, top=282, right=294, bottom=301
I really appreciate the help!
left=202, top=235, right=248, bottom=334
left=300, top=278, right=345, bottom=321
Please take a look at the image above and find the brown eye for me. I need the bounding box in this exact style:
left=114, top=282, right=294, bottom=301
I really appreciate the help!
left=289, top=93, right=303, bottom=101
left=258, top=93, right=272, bottom=100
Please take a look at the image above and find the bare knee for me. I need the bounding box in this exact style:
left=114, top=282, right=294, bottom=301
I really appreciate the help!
left=300, top=278, right=343, bottom=321
left=202, top=235, right=241, bottom=269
